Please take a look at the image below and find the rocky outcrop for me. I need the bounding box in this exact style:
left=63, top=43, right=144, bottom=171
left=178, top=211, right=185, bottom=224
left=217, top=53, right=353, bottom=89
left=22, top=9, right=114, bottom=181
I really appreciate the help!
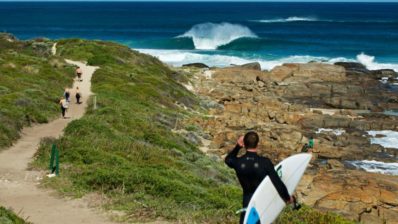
left=334, top=62, right=398, bottom=80
left=183, top=61, right=398, bottom=223
left=298, top=170, right=398, bottom=223
left=211, top=67, right=263, bottom=83
left=371, top=69, right=398, bottom=79
left=269, top=63, right=347, bottom=83
left=334, top=62, right=371, bottom=76
left=182, top=63, right=209, bottom=68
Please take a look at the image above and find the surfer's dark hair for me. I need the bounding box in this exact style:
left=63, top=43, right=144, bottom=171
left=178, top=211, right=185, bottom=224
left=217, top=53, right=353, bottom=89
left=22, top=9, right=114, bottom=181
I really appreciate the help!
left=244, top=131, right=259, bottom=149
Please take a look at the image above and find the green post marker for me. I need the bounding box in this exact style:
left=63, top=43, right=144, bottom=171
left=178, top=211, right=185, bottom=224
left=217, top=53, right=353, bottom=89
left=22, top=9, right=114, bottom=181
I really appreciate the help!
left=49, top=144, right=55, bottom=172
left=49, top=144, right=60, bottom=176
left=55, top=146, right=59, bottom=176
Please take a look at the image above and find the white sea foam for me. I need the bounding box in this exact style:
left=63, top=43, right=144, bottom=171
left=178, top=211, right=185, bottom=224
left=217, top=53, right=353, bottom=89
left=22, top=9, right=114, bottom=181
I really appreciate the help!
left=357, top=53, right=398, bottom=72
left=316, top=128, right=346, bottom=136
left=138, top=49, right=351, bottom=71
left=252, top=16, right=318, bottom=23
left=251, top=17, right=397, bottom=24
left=177, top=23, right=257, bottom=50
left=348, top=160, right=398, bottom=176
left=367, top=130, right=398, bottom=149
left=138, top=49, right=398, bottom=72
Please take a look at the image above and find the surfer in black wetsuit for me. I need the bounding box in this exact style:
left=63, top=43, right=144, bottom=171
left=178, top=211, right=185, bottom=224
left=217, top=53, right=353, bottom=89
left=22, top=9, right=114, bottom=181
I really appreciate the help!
left=225, top=131, right=293, bottom=224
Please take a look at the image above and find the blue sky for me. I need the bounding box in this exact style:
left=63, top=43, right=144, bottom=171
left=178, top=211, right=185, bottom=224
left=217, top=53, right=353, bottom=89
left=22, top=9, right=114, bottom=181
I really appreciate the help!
left=0, top=0, right=397, bottom=2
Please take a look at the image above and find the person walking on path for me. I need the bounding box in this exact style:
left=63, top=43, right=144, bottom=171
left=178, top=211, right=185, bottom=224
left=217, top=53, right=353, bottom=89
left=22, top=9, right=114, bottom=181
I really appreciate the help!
left=225, top=131, right=293, bottom=224
left=64, top=88, right=70, bottom=102
left=59, top=97, right=69, bottom=119
left=75, top=87, right=81, bottom=104
left=76, top=67, right=83, bottom=82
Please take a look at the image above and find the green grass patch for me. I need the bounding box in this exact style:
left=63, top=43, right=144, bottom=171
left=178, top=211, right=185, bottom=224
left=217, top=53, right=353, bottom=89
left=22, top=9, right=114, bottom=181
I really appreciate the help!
left=32, top=39, right=241, bottom=223
left=0, top=206, right=31, bottom=224
left=0, top=34, right=74, bottom=149
left=276, top=205, right=356, bottom=224
left=26, top=38, right=356, bottom=223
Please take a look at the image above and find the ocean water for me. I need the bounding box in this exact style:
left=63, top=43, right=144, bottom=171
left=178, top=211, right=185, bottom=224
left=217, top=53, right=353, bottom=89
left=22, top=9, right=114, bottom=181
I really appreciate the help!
left=347, top=130, right=398, bottom=175
left=347, top=160, right=398, bottom=176
left=367, top=130, right=398, bottom=149
left=1, top=2, right=398, bottom=70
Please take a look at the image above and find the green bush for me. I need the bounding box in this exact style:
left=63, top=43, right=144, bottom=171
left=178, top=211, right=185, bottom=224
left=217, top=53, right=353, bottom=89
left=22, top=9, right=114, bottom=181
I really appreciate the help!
left=31, top=39, right=240, bottom=223
left=276, top=205, right=356, bottom=224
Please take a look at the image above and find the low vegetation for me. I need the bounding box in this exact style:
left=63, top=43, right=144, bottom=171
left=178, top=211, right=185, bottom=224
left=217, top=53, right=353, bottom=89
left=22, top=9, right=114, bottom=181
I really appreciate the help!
left=0, top=36, right=354, bottom=223
left=32, top=39, right=241, bottom=223
left=0, top=33, right=74, bottom=149
left=0, top=206, right=30, bottom=224
left=276, top=205, right=356, bottom=224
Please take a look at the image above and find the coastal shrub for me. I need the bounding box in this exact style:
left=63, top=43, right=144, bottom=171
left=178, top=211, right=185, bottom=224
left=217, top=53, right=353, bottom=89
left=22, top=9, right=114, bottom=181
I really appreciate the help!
left=0, top=37, right=74, bottom=149
left=30, top=39, right=356, bottom=223
left=275, top=205, right=356, bottom=224
left=32, top=39, right=241, bottom=223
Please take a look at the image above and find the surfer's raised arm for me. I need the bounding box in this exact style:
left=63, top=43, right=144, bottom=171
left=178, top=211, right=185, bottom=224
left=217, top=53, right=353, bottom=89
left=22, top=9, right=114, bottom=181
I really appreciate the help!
left=224, top=136, right=244, bottom=168
left=264, top=158, right=292, bottom=203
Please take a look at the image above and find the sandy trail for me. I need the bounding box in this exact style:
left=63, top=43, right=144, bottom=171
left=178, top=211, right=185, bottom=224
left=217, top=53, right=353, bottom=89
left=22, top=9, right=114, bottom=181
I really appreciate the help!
left=0, top=60, right=115, bottom=224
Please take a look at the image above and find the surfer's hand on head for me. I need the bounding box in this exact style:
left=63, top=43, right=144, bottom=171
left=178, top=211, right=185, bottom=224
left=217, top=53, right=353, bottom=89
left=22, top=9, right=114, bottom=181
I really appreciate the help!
left=237, top=136, right=244, bottom=147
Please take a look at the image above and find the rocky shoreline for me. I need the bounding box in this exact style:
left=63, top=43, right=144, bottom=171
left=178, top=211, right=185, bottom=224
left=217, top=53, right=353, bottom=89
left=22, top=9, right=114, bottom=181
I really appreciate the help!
left=179, top=62, right=398, bottom=223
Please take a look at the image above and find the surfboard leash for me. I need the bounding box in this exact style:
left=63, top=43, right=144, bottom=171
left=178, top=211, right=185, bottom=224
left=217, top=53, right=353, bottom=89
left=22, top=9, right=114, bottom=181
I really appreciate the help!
left=235, top=208, right=247, bottom=215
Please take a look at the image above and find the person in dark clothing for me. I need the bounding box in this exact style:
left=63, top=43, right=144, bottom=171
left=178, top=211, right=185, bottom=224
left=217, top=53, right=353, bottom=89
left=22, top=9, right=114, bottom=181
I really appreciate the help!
left=75, top=87, right=81, bottom=104
left=59, top=97, right=68, bottom=118
left=225, top=131, right=293, bottom=224
left=64, top=88, right=70, bottom=102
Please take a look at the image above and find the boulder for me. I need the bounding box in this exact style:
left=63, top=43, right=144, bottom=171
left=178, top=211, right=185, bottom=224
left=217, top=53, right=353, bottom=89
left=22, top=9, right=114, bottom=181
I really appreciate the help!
left=293, top=63, right=346, bottom=82
left=182, top=63, right=209, bottom=69
left=299, top=116, right=325, bottom=129
left=371, top=69, right=398, bottom=79
left=239, top=62, right=261, bottom=71
left=298, top=170, right=398, bottom=224
left=334, top=62, right=371, bottom=76
left=317, top=144, right=343, bottom=159
left=269, top=65, right=295, bottom=81
left=327, top=159, right=344, bottom=170
left=269, top=63, right=346, bottom=83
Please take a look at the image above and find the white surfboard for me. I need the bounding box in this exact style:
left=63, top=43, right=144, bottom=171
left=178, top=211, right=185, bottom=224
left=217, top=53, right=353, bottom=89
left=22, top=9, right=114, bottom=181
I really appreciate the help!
left=243, top=153, right=312, bottom=224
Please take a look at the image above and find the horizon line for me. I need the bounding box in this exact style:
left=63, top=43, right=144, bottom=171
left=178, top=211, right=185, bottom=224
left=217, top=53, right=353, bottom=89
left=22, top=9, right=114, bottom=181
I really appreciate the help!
left=1, top=0, right=398, bottom=2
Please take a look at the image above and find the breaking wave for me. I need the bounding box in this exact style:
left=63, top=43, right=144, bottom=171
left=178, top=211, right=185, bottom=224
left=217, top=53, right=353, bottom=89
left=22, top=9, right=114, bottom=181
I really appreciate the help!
left=348, top=160, right=398, bottom=176
left=137, top=49, right=398, bottom=72
left=251, top=17, right=398, bottom=24
left=357, top=53, right=398, bottom=72
left=367, top=130, right=398, bottom=149
left=177, top=22, right=257, bottom=50
left=137, top=49, right=348, bottom=70
left=252, top=16, right=318, bottom=23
